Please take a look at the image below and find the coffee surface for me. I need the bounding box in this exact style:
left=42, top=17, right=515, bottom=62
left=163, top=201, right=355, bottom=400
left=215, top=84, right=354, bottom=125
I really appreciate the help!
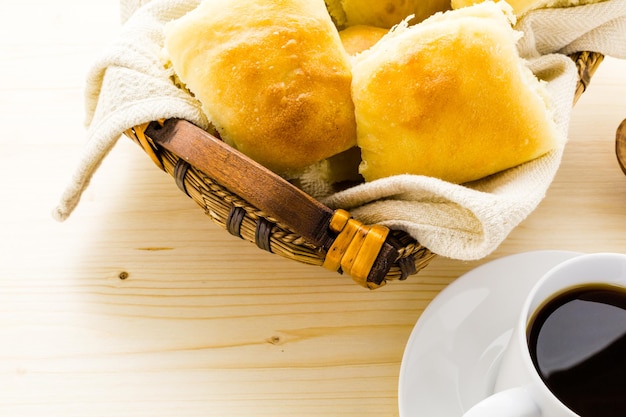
left=527, top=284, right=626, bottom=417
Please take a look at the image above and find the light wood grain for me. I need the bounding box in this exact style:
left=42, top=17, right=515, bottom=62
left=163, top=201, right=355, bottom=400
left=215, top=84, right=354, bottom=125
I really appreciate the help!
left=1, top=1, right=625, bottom=416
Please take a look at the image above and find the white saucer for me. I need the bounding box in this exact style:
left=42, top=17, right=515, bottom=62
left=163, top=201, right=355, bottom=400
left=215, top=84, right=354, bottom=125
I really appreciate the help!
left=398, top=250, right=583, bottom=417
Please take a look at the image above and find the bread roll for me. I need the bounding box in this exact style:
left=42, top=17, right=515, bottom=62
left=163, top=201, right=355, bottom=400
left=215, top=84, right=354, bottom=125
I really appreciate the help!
left=339, top=25, right=388, bottom=56
left=325, top=0, right=451, bottom=29
left=164, top=0, right=356, bottom=178
left=351, top=1, right=561, bottom=184
left=451, top=0, right=606, bottom=16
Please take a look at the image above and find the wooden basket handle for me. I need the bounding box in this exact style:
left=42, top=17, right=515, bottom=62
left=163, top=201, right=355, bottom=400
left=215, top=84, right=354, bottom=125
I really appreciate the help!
left=140, top=119, right=399, bottom=289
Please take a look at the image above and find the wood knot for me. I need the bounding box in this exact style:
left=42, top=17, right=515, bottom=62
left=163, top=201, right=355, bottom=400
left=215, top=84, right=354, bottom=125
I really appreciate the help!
left=267, top=335, right=282, bottom=345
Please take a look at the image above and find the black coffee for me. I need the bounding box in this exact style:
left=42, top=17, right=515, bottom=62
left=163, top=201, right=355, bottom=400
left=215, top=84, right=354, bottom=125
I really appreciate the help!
left=527, top=284, right=626, bottom=417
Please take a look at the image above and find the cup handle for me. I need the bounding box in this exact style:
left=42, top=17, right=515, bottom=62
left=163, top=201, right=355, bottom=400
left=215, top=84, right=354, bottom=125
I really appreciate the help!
left=462, top=387, right=541, bottom=417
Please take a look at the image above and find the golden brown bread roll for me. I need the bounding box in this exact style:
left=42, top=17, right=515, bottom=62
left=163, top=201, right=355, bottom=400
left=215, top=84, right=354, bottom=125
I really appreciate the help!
left=164, top=0, right=356, bottom=178
left=339, top=25, right=389, bottom=56
left=325, top=0, right=452, bottom=28
left=351, top=1, right=562, bottom=184
left=451, top=0, right=607, bottom=16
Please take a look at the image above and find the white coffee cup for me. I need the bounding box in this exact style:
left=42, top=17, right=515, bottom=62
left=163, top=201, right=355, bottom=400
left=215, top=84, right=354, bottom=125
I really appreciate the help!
left=462, top=252, right=626, bottom=417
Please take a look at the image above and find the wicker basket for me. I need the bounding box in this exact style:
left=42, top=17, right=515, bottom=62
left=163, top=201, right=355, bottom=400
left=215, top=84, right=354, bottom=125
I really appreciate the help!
left=124, top=51, right=604, bottom=289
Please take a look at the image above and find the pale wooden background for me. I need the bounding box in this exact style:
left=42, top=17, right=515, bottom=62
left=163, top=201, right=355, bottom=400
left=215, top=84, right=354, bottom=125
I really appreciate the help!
left=1, top=1, right=625, bottom=416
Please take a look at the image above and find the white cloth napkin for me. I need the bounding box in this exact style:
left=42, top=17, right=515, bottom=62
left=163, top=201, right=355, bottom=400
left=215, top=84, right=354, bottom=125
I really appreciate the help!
left=53, top=0, right=208, bottom=224
left=53, top=0, right=626, bottom=261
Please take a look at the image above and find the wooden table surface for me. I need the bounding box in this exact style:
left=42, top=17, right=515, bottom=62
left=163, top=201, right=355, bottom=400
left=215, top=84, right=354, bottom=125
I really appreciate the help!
left=1, top=1, right=625, bottom=416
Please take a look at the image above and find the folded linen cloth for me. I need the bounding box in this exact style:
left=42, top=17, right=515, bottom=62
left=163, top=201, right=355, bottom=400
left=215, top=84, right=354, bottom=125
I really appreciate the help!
left=53, top=0, right=626, bottom=261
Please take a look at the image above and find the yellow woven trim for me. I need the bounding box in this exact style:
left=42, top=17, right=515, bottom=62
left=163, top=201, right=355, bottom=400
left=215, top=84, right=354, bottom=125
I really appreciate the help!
left=329, top=209, right=350, bottom=233
left=323, top=210, right=390, bottom=289
left=340, top=223, right=371, bottom=277
left=323, top=218, right=360, bottom=272
left=350, top=225, right=389, bottom=289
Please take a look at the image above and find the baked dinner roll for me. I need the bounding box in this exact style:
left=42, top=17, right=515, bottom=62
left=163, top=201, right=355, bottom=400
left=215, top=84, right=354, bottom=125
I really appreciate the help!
left=164, top=0, right=356, bottom=178
left=339, top=25, right=388, bottom=56
left=451, top=0, right=607, bottom=16
left=325, top=0, right=451, bottom=28
left=351, top=1, right=561, bottom=184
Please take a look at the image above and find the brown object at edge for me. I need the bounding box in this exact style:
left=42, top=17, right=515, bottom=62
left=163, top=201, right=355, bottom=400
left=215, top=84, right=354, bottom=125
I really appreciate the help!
left=616, top=119, right=626, bottom=176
